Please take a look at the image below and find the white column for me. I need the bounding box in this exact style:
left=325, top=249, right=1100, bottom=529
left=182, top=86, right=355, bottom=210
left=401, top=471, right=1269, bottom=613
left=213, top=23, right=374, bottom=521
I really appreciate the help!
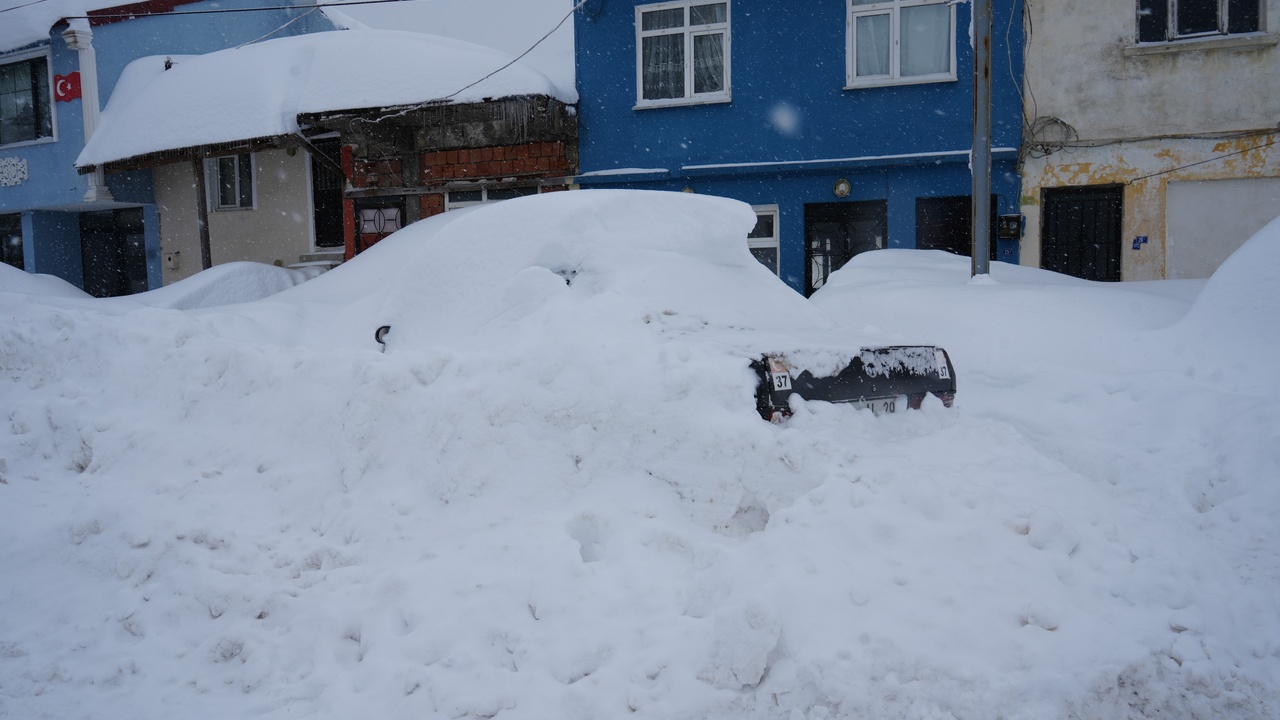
left=62, top=18, right=114, bottom=203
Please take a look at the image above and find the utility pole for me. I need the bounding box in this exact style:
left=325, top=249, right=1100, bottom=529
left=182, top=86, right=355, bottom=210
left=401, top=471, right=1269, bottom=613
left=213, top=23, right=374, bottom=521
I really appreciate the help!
left=971, top=0, right=992, bottom=277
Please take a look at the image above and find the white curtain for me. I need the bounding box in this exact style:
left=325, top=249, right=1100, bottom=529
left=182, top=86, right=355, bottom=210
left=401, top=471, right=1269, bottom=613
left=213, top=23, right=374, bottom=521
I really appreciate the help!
left=643, top=34, right=685, bottom=99
left=693, top=33, right=725, bottom=94
left=900, top=4, right=950, bottom=77
left=855, top=14, right=890, bottom=77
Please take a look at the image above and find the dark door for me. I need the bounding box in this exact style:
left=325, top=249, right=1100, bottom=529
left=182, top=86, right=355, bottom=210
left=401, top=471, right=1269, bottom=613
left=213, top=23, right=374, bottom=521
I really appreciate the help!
left=311, top=139, right=345, bottom=249
left=804, top=201, right=887, bottom=296
left=916, top=195, right=998, bottom=259
left=80, top=209, right=147, bottom=298
left=1, top=214, right=22, bottom=270
left=1042, top=185, right=1122, bottom=282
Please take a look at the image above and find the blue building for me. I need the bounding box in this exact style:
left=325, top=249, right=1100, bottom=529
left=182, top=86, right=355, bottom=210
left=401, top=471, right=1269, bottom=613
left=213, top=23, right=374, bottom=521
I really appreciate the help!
left=0, top=0, right=333, bottom=296
left=573, top=0, right=1024, bottom=294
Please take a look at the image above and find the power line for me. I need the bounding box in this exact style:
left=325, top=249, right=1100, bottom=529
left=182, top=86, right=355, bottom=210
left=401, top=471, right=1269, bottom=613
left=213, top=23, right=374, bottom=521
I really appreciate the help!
left=34, top=0, right=414, bottom=18
left=1126, top=138, right=1277, bottom=185
left=441, top=0, right=584, bottom=102
left=352, top=0, right=584, bottom=126
left=0, top=0, right=56, bottom=16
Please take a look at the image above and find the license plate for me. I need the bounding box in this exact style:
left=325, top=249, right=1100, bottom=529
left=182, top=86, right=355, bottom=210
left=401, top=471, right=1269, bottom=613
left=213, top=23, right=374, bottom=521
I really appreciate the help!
left=857, top=396, right=905, bottom=415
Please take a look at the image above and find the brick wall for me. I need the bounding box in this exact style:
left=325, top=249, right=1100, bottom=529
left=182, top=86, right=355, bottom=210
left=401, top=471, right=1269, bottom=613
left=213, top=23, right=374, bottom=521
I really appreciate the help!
left=419, top=141, right=573, bottom=182
left=345, top=140, right=575, bottom=258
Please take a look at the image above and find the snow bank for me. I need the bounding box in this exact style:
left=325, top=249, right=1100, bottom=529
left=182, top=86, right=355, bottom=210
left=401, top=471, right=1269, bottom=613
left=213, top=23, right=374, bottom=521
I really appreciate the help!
left=2, top=191, right=1278, bottom=719
left=0, top=263, right=91, bottom=298
left=104, top=261, right=326, bottom=310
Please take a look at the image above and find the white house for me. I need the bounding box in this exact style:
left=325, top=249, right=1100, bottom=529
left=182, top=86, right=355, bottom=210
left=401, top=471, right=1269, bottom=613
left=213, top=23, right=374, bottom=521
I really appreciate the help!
left=1019, top=0, right=1280, bottom=281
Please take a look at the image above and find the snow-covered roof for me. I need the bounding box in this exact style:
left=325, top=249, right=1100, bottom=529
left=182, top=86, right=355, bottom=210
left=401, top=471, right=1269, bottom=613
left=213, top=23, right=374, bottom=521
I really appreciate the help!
left=77, top=27, right=570, bottom=168
left=0, top=0, right=120, bottom=53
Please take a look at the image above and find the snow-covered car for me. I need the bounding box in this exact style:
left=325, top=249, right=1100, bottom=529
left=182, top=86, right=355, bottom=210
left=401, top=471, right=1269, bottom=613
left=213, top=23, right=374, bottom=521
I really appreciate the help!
left=321, top=189, right=957, bottom=422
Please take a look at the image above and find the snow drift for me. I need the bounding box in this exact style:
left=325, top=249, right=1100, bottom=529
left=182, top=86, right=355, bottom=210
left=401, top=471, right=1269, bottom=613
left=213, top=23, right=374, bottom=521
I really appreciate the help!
left=1, top=190, right=1278, bottom=719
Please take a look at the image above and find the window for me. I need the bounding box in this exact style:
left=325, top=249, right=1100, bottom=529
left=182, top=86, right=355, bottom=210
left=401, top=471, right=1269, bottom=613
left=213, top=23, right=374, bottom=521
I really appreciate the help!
left=1138, top=0, right=1261, bottom=43
left=205, top=153, right=254, bottom=211
left=444, top=186, right=538, bottom=211
left=636, top=1, right=730, bottom=106
left=0, top=54, right=53, bottom=146
left=748, top=206, right=779, bottom=274
left=1, top=214, right=22, bottom=270
left=847, top=0, right=955, bottom=88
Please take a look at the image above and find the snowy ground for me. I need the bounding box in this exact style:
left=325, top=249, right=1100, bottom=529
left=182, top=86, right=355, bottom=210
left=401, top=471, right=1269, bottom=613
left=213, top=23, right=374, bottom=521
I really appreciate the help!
left=1, top=191, right=1277, bottom=719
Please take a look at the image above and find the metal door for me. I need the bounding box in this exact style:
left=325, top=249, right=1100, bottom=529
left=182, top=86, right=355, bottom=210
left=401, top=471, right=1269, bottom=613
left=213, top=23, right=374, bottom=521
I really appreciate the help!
left=1041, top=185, right=1122, bottom=282
left=916, top=195, right=998, bottom=259
left=310, top=139, right=345, bottom=249
left=804, top=201, right=887, bottom=296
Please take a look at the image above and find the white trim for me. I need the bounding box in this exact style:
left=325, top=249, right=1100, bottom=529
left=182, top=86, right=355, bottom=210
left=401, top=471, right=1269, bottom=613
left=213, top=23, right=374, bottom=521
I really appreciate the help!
left=748, top=203, right=780, bottom=275
left=683, top=147, right=1018, bottom=172
left=635, top=0, right=732, bottom=108
left=205, top=152, right=256, bottom=212
left=0, top=47, right=57, bottom=149
left=1126, top=31, right=1277, bottom=55
left=443, top=185, right=540, bottom=212
left=845, top=0, right=956, bottom=89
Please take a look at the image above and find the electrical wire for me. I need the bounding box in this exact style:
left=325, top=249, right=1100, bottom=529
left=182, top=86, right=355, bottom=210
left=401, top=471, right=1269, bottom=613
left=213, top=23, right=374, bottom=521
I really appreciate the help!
left=0, top=0, right=54, bottom=16
left=1126, top=137, right=1277, bottom=184
left=355, top=0, right=586, bottom=126
left=52, top=0, right=416, bottom=19
left=235, top=4, right=317, bottom=47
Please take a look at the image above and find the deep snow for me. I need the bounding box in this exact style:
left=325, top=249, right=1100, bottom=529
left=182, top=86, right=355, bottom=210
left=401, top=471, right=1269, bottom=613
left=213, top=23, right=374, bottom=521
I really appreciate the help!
left=1, top=191, right=1277, bottom=719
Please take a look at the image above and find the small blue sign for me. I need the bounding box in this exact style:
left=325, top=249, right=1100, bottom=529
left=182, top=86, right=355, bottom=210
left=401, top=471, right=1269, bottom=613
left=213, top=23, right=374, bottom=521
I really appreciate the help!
left=1132, top=235, right=1149, bottom=250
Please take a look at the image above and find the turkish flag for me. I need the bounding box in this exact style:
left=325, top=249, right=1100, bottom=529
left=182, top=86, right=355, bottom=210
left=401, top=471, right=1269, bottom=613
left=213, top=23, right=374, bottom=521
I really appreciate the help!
left=54, top=72, right=82, bottom=102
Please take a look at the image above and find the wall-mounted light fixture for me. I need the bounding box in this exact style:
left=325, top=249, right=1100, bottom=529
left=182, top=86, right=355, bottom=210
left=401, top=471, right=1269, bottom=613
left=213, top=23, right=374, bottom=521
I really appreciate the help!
left=833, top=178, right=851, bottom=198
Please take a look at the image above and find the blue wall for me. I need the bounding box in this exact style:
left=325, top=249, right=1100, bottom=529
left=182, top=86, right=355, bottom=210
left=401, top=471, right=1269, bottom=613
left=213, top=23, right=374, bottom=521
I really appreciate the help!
left=2, top=0, right=333, bottom=215
left=574, top=0, right=1025, bottom=291
left=27, top=211, right=83, bottom=286
left=0, top=0, right=336, bottom=289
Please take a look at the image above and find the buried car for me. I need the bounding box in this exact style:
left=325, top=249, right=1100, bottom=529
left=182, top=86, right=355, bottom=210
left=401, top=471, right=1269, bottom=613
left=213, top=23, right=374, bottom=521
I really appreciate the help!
left=752, top=346, right=956, bottom=422
left=289, top=189, right=956, bottom=421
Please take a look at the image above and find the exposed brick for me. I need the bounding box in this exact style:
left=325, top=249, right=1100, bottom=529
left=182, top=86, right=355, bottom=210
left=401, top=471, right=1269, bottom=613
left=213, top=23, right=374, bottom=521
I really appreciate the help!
left=421, top=194, right=445, bottom=218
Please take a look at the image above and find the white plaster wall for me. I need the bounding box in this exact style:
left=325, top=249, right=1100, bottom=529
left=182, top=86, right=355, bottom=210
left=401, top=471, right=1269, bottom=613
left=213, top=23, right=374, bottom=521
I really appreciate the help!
left=1166, top=177, right=1280, bottom=278
left=1021, top=135, right=1280, bottom=280
left=154, top=148, right=315, bottom=284
left=1024, top=0, right=1280, bottom=140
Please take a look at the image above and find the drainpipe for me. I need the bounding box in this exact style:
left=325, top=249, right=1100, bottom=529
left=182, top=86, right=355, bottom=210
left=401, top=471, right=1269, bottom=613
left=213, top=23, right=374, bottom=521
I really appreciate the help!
left=970, top=0, right=992, bottom=277
left=61, top=18, right=114, bottom=203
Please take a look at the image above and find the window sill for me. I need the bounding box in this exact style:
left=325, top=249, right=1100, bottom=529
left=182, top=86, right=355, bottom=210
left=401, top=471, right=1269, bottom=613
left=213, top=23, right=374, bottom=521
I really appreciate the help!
left=211, top=206, right=255, bottom=213
left=844, top=73, right=957, bottom=91
left=0, top=136, right=57, bottom=151
left=633, top=94, right=731, bottom=110
left=1125, top=32, right=1279, bottom=56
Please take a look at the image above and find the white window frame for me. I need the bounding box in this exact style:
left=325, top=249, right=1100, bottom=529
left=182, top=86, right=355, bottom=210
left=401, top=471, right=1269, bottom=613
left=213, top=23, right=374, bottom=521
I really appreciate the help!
left=443, top=186, right=540, bottom=212
left=205, top=153, right=255, bottom=212
left=748, top=204, right=780, bottom=275
left=0, top=47, right=57, bottom=149
left=358, top=206, right=402, bottom=235
left=634, top=0, right=732, bottom=109
left=846, top=0, right=957, bottom=89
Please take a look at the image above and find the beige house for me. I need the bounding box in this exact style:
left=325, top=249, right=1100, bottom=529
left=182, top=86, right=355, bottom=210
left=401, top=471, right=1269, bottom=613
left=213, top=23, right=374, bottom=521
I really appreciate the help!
left=77, top=28, right=575, bottom=288
left=1019, top=0, right=1280, bottom=281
